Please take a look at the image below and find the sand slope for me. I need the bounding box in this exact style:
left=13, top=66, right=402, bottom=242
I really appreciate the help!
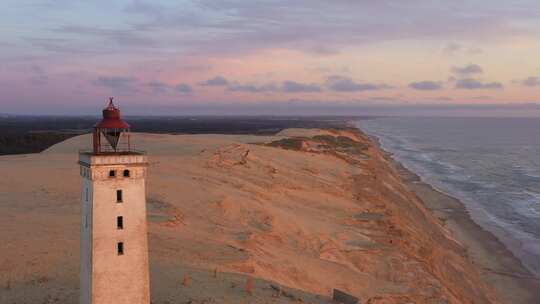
left=0, top=129, right=500, bottom=303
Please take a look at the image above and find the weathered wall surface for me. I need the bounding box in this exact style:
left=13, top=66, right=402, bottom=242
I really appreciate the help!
left=80, top=154, right=149, bottom=304
left=80, top=177, right=93, bottom=304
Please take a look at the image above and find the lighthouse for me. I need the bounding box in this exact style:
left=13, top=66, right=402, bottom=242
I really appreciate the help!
left=79, top=98, right=150, bottom=304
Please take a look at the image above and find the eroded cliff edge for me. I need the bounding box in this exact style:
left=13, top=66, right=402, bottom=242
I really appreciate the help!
left=0, top=128, right=500, bottom=303
left=254, top=128, right=500, bottom=303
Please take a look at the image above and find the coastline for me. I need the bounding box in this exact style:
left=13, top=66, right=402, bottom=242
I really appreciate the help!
left=367, top=133, right=540, bottom=303
left=2, top=128, right=539, bottom=303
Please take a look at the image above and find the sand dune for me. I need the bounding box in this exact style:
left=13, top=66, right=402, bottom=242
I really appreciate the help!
left=0, top=129, right=502, bottom=303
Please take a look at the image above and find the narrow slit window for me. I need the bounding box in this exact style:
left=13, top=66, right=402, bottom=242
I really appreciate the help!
left=116, top=190, right=123, bottom=203
left=117, top=216, right=124, bottom=229
left=85, top=188, right=88, bottom=202
left=123, top=169, right=130, bottom=177
left=109, top=170, right=116, bottom=178
left=117, top=242, right=124, bottom=255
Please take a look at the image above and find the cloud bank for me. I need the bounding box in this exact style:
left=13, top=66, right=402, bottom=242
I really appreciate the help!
left=409, top=81, right=443, bottom=90
left=455, top=78, right=503, bottom=90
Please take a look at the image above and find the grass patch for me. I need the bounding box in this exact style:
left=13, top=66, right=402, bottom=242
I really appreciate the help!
left=267, top=138, right=304, bottom=151
left=313, top=135, right=368, bottom=153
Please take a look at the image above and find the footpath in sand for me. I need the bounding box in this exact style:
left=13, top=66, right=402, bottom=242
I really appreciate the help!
left=0, top=128, right=511, bottom=303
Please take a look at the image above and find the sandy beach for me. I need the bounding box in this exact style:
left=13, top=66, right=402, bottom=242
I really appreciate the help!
left=0, top=127, right=534, bottom=303
left=389, top=156, right=540, bottom=303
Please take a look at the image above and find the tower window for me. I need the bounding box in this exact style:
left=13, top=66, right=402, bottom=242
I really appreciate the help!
left=109, top=170, right=116, bottom=178
left=117, top=242, right=124, bottom=255
left=117, top=216, right=124, bottom=229
left=85, top=188, right=88, bottom=202
left=123, top=169, right=130, bottom=177
left=116, top=190, right=123, bottom=203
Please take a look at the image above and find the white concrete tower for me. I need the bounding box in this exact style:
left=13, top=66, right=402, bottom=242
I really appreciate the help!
left=79, top=98, right=150, bottom=304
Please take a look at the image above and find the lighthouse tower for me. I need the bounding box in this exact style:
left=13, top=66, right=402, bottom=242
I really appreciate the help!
left=79, top=98, right=150, bottom=304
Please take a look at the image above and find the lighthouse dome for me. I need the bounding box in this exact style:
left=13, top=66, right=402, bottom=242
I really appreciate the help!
left=94, top=97, right=130, bottom=129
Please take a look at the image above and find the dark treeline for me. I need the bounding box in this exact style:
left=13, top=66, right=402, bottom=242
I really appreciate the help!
left=0, top=116, right=358, bottom=155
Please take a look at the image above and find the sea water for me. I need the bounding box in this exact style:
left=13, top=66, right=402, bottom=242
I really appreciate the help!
left=357, top=117, right=540, bottom=277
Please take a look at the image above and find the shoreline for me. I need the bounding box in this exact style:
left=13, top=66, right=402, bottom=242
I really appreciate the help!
left=367, top=133, right=540, bottom=303
left=2, top=128, right=537, bottom=303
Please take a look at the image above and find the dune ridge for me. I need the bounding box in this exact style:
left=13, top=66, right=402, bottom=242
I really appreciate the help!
left=0, top=128, right=501, bottom=303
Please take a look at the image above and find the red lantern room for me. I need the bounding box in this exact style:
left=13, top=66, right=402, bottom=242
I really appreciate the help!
left=93, top=97, right=131, bottom=154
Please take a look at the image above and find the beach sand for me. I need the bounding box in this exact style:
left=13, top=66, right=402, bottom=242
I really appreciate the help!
left=390, top=159, right=540, bottom=303
left=0, top=127, right=532, bottom=303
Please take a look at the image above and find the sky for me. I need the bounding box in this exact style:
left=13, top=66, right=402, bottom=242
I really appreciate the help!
left=1, top=0, right=540, bottom=115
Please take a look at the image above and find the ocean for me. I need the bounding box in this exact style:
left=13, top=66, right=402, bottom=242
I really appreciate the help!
left=356, top=117, right=540, bottom=277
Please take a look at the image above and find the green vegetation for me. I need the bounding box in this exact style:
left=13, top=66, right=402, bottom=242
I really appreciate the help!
left=312, top=135, right=368, bottom=153
left=267, top=138, right=304, bottom=151
left=266, top=134, right=370, bottom=156
left=0, top=132, right=78, bottom=155
left=0, top=116, right=349, bottom=156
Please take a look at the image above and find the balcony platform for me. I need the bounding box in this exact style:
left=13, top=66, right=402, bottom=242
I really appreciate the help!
left=79, top=150, right=148, bottom=167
